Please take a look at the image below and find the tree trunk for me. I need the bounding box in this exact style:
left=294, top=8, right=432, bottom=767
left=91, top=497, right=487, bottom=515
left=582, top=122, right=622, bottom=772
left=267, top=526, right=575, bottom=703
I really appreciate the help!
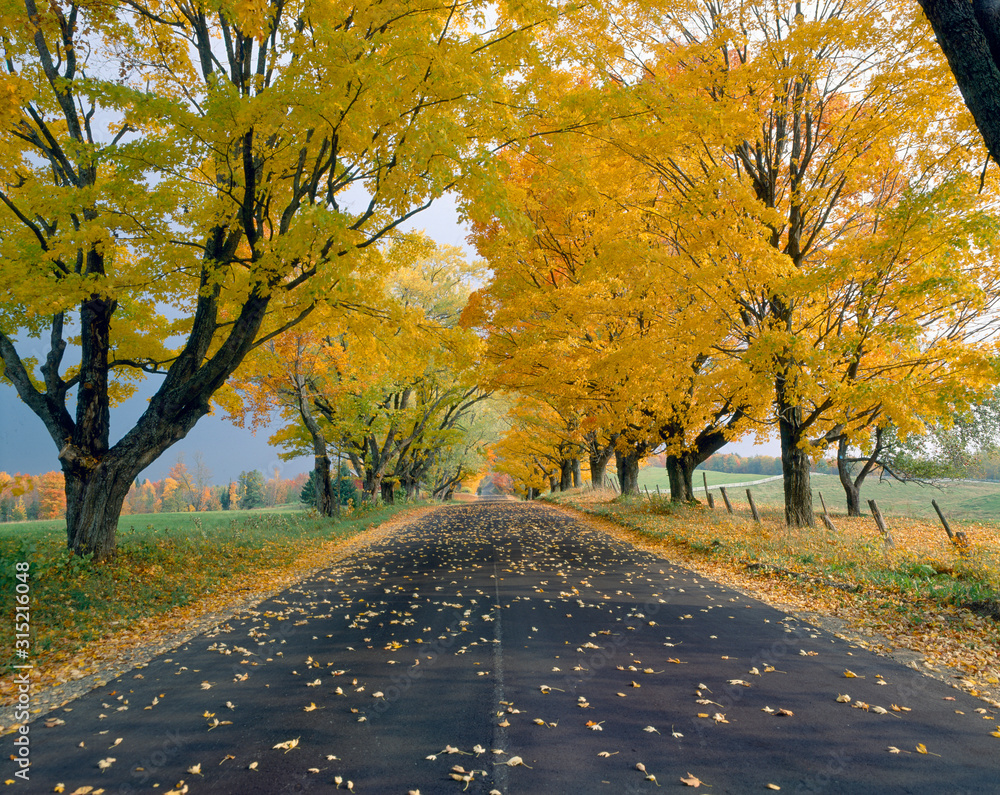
left=588, top=453, right=607, bottom=488
left=380, top=481, right=395, bottom=503
left=586, top=432, right=617, bottom=489
left=778, top=400, right=814, bottom=527
left=62, top=460, right=136, bottom=560
left=548, top=475, right=558, bottom=493
left=312, top=455, right=336, bottom=516
left=615, top=448, right=640, bottom=495
left=665, top=453, right=698, bottom=503
left=572, top=458, right=582, bottom=488
left=836, top=438, right=863, bottom=517
left=559, top=459, right=573, bottom=491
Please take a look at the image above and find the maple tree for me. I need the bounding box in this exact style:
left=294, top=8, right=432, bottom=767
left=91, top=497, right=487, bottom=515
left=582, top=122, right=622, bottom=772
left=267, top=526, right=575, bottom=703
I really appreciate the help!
left=598, top=0, right=1000, bottom=524
left=230, top=236, right=493, bottom=506
left=488, top=396, right=582, bottom=498
left=468, top=0, right=1000, bottom=526
left=464, top=107, right=763, bottom=502
left=0, top=0, right=570, bottom=558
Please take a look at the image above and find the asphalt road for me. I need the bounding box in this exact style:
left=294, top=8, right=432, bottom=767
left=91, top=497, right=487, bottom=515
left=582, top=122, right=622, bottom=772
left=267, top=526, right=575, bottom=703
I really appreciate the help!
left=10, top=502, right=1000, bottom=794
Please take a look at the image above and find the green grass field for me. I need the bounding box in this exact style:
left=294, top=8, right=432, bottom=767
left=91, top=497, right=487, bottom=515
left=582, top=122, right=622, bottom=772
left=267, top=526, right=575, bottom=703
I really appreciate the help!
left=725, top=472, right=1000, bottom=525
left=635, top=467, right=770, bottom=492
left=620, top=467, right=1000, bottom=526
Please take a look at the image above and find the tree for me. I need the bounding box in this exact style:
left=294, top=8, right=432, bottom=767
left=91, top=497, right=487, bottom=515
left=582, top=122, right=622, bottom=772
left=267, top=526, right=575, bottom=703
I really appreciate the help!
left=238, top=471, right=266, bottom=510
left=37, top=471, right=66, bottom=520
left=0, top=0, right=573, bottom=559
left=836, top=388, right=1000, bottom=513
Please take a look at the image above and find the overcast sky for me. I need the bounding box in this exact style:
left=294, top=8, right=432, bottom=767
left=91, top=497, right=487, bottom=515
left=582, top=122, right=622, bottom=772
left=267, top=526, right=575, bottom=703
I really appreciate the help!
left=0, top=194, right=777, bottom=484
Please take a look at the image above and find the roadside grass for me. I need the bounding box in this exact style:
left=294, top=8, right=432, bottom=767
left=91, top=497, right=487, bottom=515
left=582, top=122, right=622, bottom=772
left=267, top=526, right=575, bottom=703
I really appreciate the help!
left=549, top=488, right=1000, bottom=694
left=0, top=503, right=421, bottom=682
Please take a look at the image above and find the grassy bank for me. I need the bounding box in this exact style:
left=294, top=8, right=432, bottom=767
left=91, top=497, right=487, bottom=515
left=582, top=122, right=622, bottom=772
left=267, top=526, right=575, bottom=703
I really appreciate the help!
left=549, top=488, right=1000, bottom=697
left=0, top=503, right=422, bottom=684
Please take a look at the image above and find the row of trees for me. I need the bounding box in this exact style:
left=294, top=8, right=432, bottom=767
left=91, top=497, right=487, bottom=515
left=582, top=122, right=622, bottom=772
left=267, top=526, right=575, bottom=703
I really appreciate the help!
left=225, top=236, right=503, bottom=514
left=471, top=0, right=1000, bottom=522
left=4, top=0, right=1000, bottom=554
left=1, top=464, right=310, bottom=521
left=0, top=471, right=65, bottom=522
left=0, top=0, right=582, bottom=558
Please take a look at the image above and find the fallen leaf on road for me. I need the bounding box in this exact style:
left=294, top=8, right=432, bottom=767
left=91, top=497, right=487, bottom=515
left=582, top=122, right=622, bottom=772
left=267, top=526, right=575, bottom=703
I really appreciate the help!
left=273, top=738, right=300, bottom=753
left=680, top=772, right=704, bottom=787
left=496, top=756, right=531, bottom=768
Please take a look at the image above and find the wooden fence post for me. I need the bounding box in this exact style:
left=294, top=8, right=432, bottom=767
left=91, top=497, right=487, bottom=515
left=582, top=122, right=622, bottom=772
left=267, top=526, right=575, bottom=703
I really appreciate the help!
left=644, top=485, right=652, bottom=501
left=931, top=499, right=968, bottom=550
left=746, top=489, right=761, bottom=523
left=719, top=486, right=733, bottom=514
left=868, top=499, right=894, bottom=547
left=655, top=485, right=661, bottom=498
left=818, top=491, right=837, bottom=532
left=703, top=472, right=715, bottom=510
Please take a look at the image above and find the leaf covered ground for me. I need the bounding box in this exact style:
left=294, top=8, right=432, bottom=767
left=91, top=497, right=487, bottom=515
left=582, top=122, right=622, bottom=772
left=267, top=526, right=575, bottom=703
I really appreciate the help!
left=552, top=489, right=1000, bottom=707
left=0, top=505, right=434, bottom=728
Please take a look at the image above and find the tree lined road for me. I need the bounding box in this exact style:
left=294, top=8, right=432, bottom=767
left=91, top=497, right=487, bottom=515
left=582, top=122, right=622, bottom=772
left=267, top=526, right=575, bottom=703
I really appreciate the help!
left=20, top=504, right=1000, bottom=793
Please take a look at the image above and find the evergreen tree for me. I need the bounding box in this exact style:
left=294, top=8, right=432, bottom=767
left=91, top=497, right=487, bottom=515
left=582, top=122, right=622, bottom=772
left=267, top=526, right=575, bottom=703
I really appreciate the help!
left=238, top=471, right=266, bottom=510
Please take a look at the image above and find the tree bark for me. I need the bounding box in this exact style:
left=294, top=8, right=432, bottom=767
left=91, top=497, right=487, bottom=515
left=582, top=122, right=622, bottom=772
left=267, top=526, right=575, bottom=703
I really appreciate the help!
left=665, top=453, right=698, bottom=503
left=572, top=457, right=582, bottom=488
left=62, top=460, right=136, bottom=559
left=615, top=448, right=641, bottom=495
left=559, top=459, right=573, bottom=491
left=837, top=437, right=863, bottom=517
left=381, top=480, right=395, bottom=503
left=586, top=431, right=617, bottom=489
left=312, top=456, right=335, bottom=516
left=835, top=430, right=885, bottom=517
left=295, top=374, right=335, bottom=516
left=778, top=403, right=815, bottom=527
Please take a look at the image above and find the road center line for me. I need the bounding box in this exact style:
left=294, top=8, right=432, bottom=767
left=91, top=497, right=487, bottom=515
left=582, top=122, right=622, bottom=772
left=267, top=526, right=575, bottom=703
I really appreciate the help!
left=491, top=556, right=508, bottom=792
